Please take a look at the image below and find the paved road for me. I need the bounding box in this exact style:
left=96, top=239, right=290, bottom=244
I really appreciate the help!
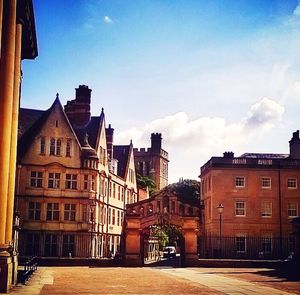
left=3, top=266, right=300, bottom=294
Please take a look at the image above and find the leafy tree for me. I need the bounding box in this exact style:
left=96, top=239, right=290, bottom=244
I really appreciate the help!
left=150, top=224, right=182, bottom=249
left=136, top=173, right=157, bottom=195
left=153, top=179, right=200, bottom=203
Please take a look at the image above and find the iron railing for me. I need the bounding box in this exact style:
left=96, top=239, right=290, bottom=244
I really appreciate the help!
left=198, top=236, right=295, bottom=260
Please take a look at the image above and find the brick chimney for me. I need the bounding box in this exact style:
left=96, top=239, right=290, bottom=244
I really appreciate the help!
left=151, top=133, right=162, bottom=153
left=223, top=151, right=234, bottom=158
left=290, top=130, right=300, bottom=159
left=106, top=124, right=114, bottom=160
left=64, top=85, right=91, bottom=127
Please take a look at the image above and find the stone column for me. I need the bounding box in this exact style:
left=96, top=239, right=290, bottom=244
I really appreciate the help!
left=6, top=21, right=22, bottom=287
left=124, top=214, right=143, bottom=266
left=0, top=0, right=16, bottom=248
left=182, top=217, right=199, bottom=266
left=0, top=0, right=17, bottom=292
left=6, top=21, right=22, bottom=245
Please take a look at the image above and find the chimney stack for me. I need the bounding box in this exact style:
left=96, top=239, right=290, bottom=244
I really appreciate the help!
left=106, top=124, right=114, bottom=160
left=223, top=151, right=234, bottom=158
left=289, top=130, right=300, bottom=159
left=64, top=85, right=91, bottom=127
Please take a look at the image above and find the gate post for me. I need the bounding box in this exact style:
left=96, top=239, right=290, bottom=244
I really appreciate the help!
left=182, top=217, right=199, bottom=266
left=124, top=214, right=143, bottom=266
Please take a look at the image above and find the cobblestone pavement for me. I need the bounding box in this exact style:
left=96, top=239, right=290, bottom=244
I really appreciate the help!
left=2, top=267, right=300, bottom=295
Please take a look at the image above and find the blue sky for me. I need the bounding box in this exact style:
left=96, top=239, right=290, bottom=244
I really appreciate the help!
left=22, top=0, right=300, bottom=182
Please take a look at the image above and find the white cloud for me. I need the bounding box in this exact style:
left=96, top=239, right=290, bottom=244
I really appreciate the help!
left=115, top=98, right=284, bottom=183
left=293, top=2, right=300, bottom=16
left=245, top=97, right=284, bottom=129
left=103, top=16, right=113, bottom=24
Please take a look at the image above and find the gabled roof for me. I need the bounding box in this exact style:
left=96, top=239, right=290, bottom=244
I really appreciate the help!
left=18, top=96, right=80, bottom=159
left=113, top=145, right=131, bottom=179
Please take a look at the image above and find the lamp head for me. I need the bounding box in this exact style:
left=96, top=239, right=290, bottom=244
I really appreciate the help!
left=217, top=203, right=224, bottom=214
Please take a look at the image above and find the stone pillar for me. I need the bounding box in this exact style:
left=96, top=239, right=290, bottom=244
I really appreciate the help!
left=182, top=217, right=199, bottom=266
left=0, top=0, right=17, bottom=292
left=6, top=21, right=22, bottom=245
left=0, top=0, right=16, bottom=247
left=7, top=22, right=22, bottom=287
left=124, top=214, right=143, bottom=266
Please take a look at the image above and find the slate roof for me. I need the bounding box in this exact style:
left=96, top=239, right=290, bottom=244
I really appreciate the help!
left=18, top=108, right=45, bottom=139
left=18, top=106, right=52, bottom=159
left=72, top=115, right=103, bottom=149
left=113, top=145, right=131, bottom=179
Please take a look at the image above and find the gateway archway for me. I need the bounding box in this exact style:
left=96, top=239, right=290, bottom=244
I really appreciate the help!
left=123, top=192, right=200, bottom=266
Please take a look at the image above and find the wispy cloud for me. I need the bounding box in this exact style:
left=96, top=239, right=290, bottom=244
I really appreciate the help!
left=103, top=15, right=114, bottom=24
left=115, top=98, right=284, bottom=182
left=293, top=2, right=300, bottom=16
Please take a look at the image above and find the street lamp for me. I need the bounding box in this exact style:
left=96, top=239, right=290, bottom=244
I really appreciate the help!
left=217, top=203, right=224, bottom=256
left=89, top=200, right=96, bottom=258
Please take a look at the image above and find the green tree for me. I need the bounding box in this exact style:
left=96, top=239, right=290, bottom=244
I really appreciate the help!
left=136, top=173, right=157, bottom=195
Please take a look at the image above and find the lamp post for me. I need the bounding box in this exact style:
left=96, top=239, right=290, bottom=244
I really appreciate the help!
left=217, top=203, right=224, bottom=257
left=89, top=201, right=96, bottom=258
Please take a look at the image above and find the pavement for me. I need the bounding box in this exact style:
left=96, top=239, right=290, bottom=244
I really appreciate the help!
left=2, top=266, right=300, bottom=294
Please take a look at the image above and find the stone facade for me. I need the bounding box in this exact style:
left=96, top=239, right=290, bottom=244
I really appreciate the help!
left=134, top=133, right=169, bottom=191
left=16, top=85, right=137, bottom=259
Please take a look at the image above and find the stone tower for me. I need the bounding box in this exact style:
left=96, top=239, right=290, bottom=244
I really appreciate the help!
left=133, top=133, right=169, bottom=190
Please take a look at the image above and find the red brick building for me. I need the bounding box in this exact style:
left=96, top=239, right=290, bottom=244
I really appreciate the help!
left=200, top=131, right=300, bottom=259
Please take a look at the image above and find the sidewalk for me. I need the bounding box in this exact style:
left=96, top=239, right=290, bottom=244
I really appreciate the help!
left=155, top=267, right=297, bottom=294
left=2, top=266, right=300, bottom=294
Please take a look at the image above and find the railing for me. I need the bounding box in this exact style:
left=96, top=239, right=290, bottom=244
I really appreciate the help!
left=17, top=256, right=38, bottom=284
left=201, top=157, right=300, bottom=174
left=198, top=236, right=294, bottom=260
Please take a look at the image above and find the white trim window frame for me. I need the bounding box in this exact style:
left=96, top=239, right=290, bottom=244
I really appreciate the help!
left=261, top=177, right=271, bottom=189
left=287, top=178, right=297, bottom=189
left=235, top=176, right=245, bottom=188
left=235, top=201, right=246, bottom=217
left=287, top=202, right=298, bottom=218
left=261, top=200, right=272, bottom=218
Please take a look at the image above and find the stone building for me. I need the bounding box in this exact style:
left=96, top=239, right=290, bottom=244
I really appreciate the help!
left=0, top=0, right=38, bottom=292
left=133, top=133, right=169, bottom=191
left=16, top=85, right=137, bottom=259
left=200, top=131, right=300, bottom=259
